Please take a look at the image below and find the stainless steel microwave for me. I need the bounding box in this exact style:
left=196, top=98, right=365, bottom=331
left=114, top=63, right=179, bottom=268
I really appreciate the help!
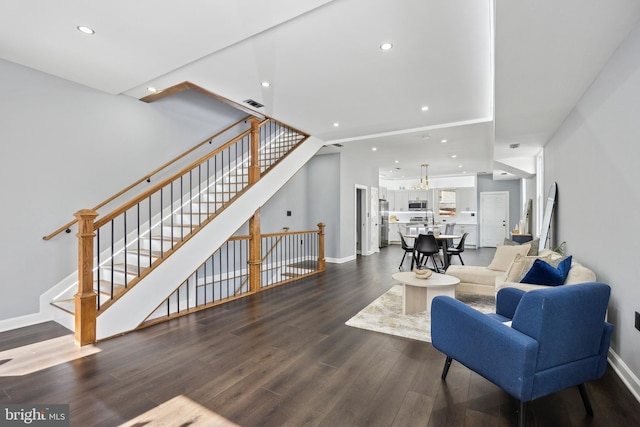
left=408, top=200, right=427, bottom=210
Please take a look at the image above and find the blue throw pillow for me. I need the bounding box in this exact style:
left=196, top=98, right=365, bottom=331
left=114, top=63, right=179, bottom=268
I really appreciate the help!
left=520, top=256, right=572, bottom=286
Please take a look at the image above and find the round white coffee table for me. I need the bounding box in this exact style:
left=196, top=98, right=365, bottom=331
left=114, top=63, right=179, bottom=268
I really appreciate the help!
left=392, top=271, right=460, bottom=314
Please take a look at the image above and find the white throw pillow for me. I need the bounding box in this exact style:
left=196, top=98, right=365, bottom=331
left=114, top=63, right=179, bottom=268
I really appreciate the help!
left=487, top=244, right=531, bottom=272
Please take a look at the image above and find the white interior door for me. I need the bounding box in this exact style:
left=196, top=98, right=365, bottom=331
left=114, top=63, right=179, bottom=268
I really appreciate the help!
left=480, top=191, right=509, bottom=247
left=370, top=187, right=379, bottom=252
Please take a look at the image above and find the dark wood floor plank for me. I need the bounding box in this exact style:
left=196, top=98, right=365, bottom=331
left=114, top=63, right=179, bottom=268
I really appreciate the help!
left=392, top=390, right=435, bottom=427
left=0, top=246, right=638, bottom=426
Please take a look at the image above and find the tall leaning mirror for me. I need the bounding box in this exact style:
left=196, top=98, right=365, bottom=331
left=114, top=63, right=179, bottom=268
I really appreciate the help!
left=539, top=182, right=557, bottom=252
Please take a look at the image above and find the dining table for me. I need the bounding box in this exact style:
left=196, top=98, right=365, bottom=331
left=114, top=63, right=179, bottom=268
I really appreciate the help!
left=405, top=234, right=461, bottom=271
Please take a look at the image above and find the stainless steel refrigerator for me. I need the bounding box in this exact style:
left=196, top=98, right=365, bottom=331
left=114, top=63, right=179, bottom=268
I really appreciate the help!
left=379, top=199, right=389, bottom=247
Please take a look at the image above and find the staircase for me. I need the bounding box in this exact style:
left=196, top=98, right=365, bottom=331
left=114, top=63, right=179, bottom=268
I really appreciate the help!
left=42, top=118, right=325, bottom=341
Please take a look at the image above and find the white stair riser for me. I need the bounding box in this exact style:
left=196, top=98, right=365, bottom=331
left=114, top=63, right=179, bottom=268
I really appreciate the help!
left=98, top=268, right=137, bottom=286
left=158, top=225, right=195, bottom=239
left=172, top=213, right=208, bottom=226
left=119, top=252, right=158, bottom=267
left=140, top=237, right=176, bottom=252
left=186, top=202, right=225, bottom=213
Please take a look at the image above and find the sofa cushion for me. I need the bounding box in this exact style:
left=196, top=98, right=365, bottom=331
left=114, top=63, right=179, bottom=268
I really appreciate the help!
left=487, top=244, right=531, bottom=272
left=505, top=253, right=553, bottom=283
left=447, top=265, right=504, bottom=287
left=565, top=261, right=596, bottom=284
left=503, top=238, right=540, bottom=256
left=521, top=256, right=573, bottom=286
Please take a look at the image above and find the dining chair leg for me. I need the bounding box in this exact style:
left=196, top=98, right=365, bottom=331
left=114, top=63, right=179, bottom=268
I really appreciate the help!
left=399, top=252, right=407, bottom=270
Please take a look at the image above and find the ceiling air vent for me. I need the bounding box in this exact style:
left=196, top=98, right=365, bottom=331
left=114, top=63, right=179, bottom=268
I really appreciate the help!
left=243, top=99, right=264, bottom=108
left=509, top=143, right=520, bottom=149
left=332, top=143, right=343, bottom=147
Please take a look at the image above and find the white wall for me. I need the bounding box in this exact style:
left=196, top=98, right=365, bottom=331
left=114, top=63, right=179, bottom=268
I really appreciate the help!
left=258, top=153, right=341, bottom=259
left=544, top=21, right=640, bottom=395
left=477, top=174, right=522, bottom=232
left=338, top=150, right=380, bottom=260
left=0, top=59, right=243, bottom=321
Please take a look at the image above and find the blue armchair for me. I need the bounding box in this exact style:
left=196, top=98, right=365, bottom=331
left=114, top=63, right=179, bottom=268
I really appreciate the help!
left=431, top=282, right=613, bottom=427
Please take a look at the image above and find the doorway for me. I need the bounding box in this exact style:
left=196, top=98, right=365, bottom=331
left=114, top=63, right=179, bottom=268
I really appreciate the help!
left=355, top=185, right=368, bottom=255
left=480, top=191, right=509, bottom=247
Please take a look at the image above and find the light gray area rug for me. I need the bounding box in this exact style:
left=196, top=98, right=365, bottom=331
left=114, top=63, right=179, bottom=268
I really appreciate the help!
left=345, top=285, right=496, bottom=342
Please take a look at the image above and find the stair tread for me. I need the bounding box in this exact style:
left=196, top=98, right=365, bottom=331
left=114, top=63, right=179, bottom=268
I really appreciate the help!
left=127, top=248, right=164, bottom=258
left=50, top=300, right=74, bottom=315
left=104, top=263, right=145, bottom=275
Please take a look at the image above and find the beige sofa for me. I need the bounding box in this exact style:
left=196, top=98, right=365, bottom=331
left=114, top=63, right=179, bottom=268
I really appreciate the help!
left=446, top=247, right=596, bottom=296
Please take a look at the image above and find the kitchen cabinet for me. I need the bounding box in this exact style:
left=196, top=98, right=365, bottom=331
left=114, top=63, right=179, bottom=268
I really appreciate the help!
left=456, top=188, right=477, bottom=212
left=389, top=223, right=401, bottom=243
left=394, top=191, right=409, bottom=211
left=408, top=190, right=428, bottom=201
left=454, top=224, right=477, bottom=247
left=379, top=186, right=388, bottom=200
left=387, top=190, right=395, bottom=210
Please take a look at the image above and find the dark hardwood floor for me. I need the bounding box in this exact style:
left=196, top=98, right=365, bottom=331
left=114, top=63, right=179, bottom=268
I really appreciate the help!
left=1, top=245, right=639, bottom=426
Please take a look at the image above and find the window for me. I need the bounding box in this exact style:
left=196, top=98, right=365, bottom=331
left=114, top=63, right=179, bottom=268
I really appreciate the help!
left=439, top=190, right=456, bottom=217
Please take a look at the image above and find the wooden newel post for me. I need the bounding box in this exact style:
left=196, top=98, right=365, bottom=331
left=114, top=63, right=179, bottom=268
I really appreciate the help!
left=249, top=118, right=261, bottom=185
left=248, top=210, right=262, bottom=292
left=317, top=222, right=326, bottom=272
left=74, top=209, right=98, bottom=346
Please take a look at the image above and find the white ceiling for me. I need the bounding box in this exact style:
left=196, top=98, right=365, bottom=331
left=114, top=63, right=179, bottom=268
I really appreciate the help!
left=2, top=0, right=639, bottom=180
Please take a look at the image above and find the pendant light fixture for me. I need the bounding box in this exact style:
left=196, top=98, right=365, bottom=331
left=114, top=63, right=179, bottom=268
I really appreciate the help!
left=420, top=164, right=429, bottom=190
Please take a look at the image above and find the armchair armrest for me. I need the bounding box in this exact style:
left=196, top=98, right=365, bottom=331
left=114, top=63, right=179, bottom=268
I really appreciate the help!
left=496, top=287, right=526, bottom=319
left=431, top=296, right=539, bottom=400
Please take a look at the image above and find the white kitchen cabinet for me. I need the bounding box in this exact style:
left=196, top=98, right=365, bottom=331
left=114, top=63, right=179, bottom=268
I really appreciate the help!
left=389, top=223, right=401, bottom=243
left=379, top=186, right=388, bottom=200
left=456, top=188, right=477, bottom=212
left=387, top=190, right=396, bottom=210
left=454, top=224, right=477, bottom=247
left=408, top=190, right=428, bottom=201
left=394, top=191, right=409, bottom=211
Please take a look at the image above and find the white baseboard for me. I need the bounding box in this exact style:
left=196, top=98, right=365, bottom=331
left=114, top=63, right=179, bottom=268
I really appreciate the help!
left=0, top=312, right=52, bottom=333
left=608, top=348, right=640, bottom=403
left=326, top=255, right=356, bottom=264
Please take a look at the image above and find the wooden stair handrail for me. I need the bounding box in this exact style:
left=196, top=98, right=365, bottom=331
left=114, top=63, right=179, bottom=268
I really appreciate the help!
left=93, top=119, right=271, bottom=229
left=43, top=116, right=251, bottom=240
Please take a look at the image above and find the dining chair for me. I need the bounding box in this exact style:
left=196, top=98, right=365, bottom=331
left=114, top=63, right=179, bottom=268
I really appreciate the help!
left=398, top=232, right=416, bottom=270
left=446, top=232, right=468, bottom=265
left=413, top=233, right=442, bottom=272
left=443, top=222, right=456, bottom=250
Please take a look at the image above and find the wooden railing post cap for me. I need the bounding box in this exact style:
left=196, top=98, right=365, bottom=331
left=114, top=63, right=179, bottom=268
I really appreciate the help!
left=318, top=222, right=325, bottom=230
left=74, top=209, right=99, bottom=219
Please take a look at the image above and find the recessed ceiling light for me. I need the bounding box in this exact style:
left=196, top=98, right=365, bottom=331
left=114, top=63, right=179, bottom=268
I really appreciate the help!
left=394, top=160, right=399, bottom=163
left=147, top=87, right=157, bottom=93
left=333, top=122, right=339, bottom=127
left=421, top=106, right=429, bottom=111
left=261, top=81, right=271, bottom=88
left=77, top=26, right=95, bottom=35
left=372, top=147, right=377, bottom=151
left=451, top=154, right=457, bottom=158
left=458, top=165, right=463, bottom=168
left=441, top=139, right=447, bottom=143
left=380, top=42, right=393, bottom=51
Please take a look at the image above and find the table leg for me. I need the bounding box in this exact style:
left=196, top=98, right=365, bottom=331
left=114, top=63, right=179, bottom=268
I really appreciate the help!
left=425, top=285, right=456, bottom=314
left=442, top=250, right=450, bottom=271
left=403, top=284, right=427, bottom=315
